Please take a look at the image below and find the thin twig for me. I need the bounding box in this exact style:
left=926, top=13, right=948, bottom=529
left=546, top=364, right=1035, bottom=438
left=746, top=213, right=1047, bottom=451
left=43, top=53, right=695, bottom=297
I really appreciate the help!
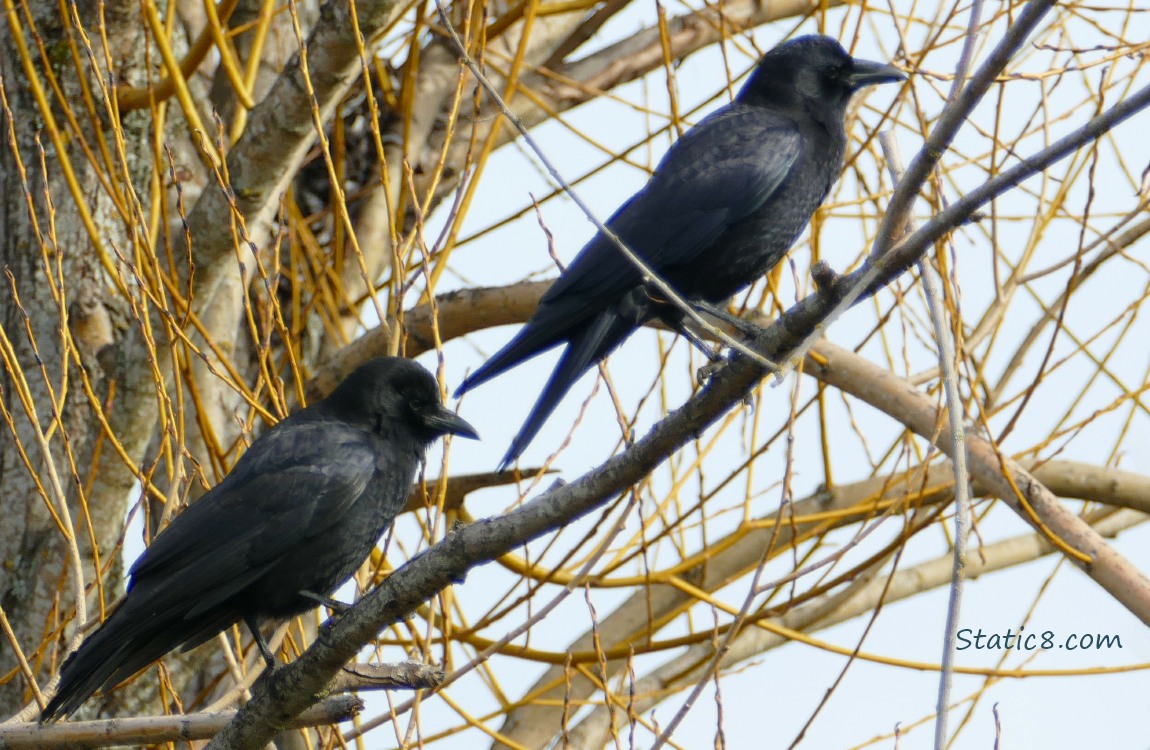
left=922, top=219, right=971, bottom=750
left=431, top=0, right=778, bottom=372
left=880, top=127, right=973, bottom=750
left=915, top=1, right=983, bottom=744
left=647, top=373, right=806, bottom=750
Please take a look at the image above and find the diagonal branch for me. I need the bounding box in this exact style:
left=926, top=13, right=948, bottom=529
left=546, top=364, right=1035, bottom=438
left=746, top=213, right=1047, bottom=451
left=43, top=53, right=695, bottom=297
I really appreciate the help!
left=205, top=310, right=1150, bottom=748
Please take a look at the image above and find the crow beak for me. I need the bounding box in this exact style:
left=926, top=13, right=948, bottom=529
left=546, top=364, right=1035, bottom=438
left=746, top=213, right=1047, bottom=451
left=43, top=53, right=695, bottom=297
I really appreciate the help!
left=847, top=59, right=906, bottom=90
left=426, top=407, right=480, bottom=439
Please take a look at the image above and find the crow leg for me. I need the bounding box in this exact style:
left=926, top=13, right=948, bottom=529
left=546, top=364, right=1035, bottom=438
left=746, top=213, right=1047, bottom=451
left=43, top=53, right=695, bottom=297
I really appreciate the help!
left=639, top=286, right=723, bottom=361
left=299, top=589, right=352, bottom=615
left=245, top=615, right=278, bottom=670
left=647, top=303, right=723, bottom=361
left=679, top=324, right=724, bottom=362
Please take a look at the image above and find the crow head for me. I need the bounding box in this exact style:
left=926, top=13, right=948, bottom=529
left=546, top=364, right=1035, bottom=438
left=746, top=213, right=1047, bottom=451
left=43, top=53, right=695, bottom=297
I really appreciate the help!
left=328, top=357, right=479, bottom=445
left=739, top=35, right=905, bottom=116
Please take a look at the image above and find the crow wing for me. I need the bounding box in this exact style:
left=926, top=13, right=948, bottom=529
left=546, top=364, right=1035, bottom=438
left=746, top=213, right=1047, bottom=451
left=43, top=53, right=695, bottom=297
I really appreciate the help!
left=128, top=418, right=377, bottom=610
left=542, top=104, right=801, bottom=307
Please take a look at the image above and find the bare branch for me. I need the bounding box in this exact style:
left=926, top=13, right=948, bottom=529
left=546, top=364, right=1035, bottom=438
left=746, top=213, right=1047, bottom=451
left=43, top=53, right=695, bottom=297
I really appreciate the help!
left=329, top=661, right=444, bottom=693
left=526, top=0, right=849, bottom=115
left=878, top=122, right=976, bottom=749
left=400, top=468, right=554, bottom=515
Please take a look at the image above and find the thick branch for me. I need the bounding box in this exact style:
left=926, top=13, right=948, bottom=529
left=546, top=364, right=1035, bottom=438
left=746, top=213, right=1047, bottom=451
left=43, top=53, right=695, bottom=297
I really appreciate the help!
left=254, top=67, right=1150, bottom=744
left=208, top=310, right=1150, bottom=749
left=328, top=661, right=444, bottom=693
left=0, top=662, right=443, bottom=748
left=213, top=242, right=884, bottom=749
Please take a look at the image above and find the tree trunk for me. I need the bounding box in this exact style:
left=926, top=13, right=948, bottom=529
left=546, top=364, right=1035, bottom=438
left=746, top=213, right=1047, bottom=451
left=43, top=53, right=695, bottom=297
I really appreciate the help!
left=0, top=0, right=149, bottom=718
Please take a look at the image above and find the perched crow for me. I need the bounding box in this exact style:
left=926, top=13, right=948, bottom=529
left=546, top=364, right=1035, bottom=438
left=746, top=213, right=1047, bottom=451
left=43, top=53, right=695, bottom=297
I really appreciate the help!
left=41, top=357, right=477, bottom=721
left=454, top=35, right=904, bottom=469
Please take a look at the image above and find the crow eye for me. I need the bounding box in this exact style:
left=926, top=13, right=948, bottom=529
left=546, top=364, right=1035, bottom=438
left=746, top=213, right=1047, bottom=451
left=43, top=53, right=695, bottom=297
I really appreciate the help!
left=397, top=384, right=428, bottom=411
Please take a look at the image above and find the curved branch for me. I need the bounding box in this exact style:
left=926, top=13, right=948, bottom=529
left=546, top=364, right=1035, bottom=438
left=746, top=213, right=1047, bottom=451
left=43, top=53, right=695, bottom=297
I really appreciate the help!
left=807, top=337, right=1150, bottom=617
left=306, top=281, right=551, bottom=400
left=117, top=0, right=243, bottom=112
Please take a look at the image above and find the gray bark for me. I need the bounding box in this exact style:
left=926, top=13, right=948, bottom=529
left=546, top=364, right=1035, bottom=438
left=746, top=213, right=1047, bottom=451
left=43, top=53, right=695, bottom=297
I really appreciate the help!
left=0, top=0, right=150, bottom=717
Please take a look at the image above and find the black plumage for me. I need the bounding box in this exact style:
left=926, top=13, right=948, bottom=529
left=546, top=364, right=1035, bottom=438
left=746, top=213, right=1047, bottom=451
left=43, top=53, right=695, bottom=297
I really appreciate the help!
left=454, top=35, right=904, bottom=468
left=41, top=357, right=477, bottom=722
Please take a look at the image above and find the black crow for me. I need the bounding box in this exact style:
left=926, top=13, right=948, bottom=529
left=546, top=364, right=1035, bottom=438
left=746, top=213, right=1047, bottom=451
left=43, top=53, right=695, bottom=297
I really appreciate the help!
left=41, top=357, right=477, bottom=721
left=454, top=35, right=904, bottom=468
